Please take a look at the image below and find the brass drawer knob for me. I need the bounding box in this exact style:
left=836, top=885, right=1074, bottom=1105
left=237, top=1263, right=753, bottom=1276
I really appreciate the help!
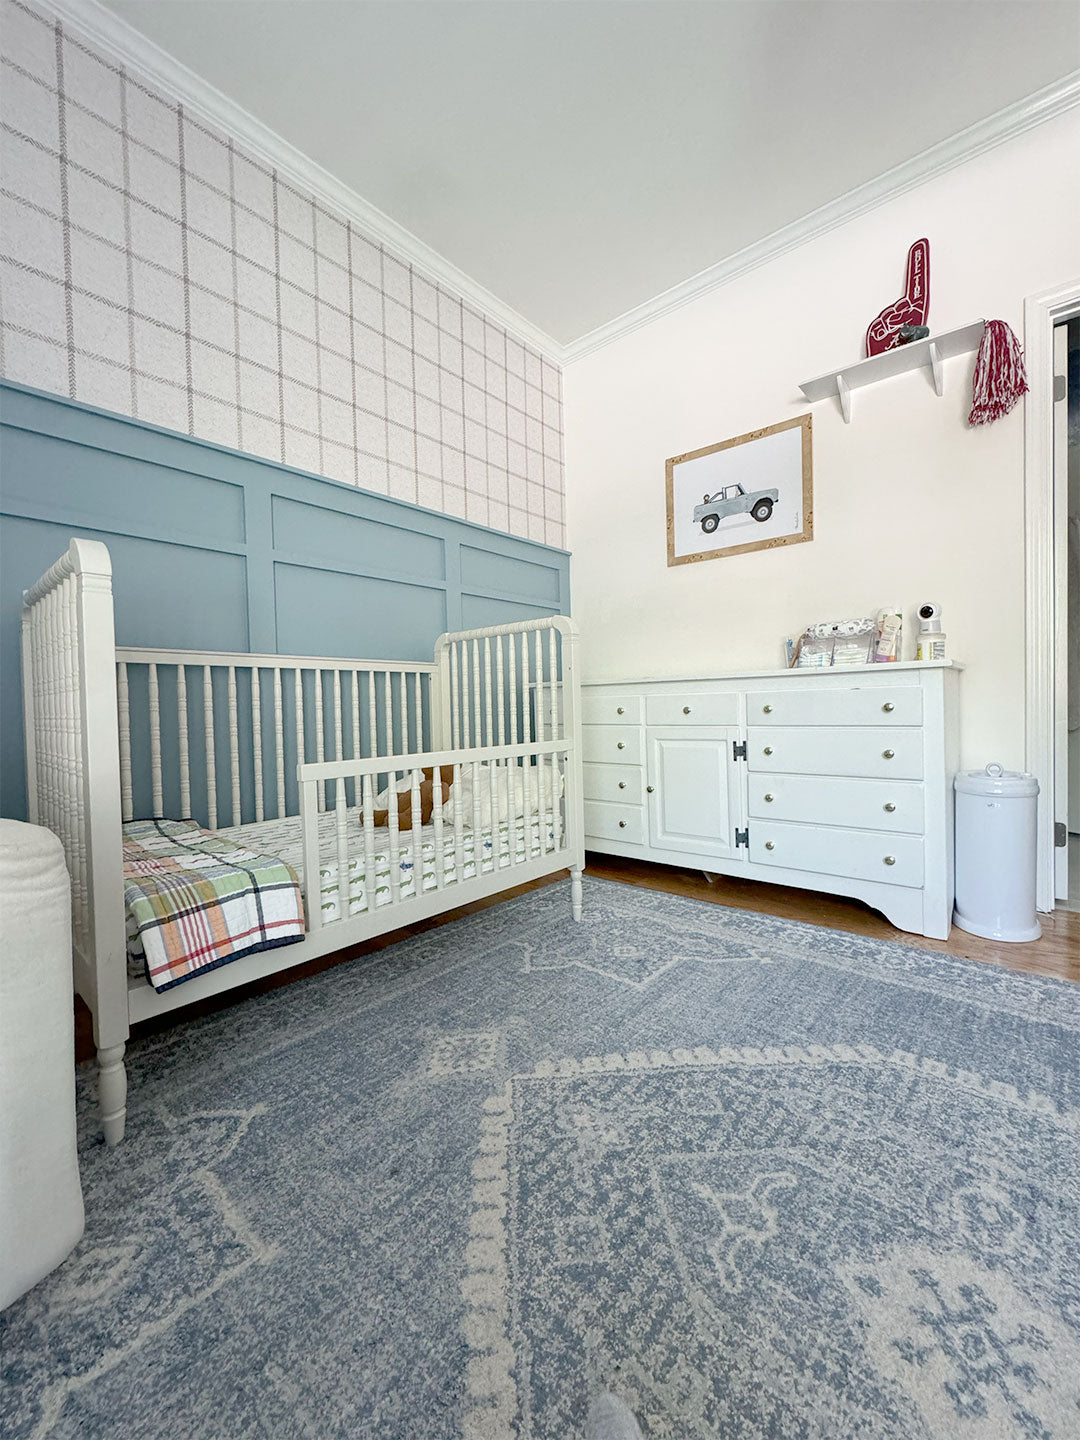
left=619, top=820, right=627, bottom=829
left=883, top=855, right=896, bottom=866
left=617, top=742, right=625, bottom=750
left=617, top=706, right=624, bottom=715
left=646, top=785, right=654, bottom=793
left=883, top=802, right=896, bottom=813
left=618, top=781, right=626, bottom=789
left=882, top=749, right=894, bottom=759
left=763, top=746, right=773, bottom=756
left=765, top=840, right=775, bottom=851
left=683, top=706, right=691, bottom=714
left=763, top=704, right=772, bottom=713
left=764, top=793, right=774, bottom=803
left=882, top=702, right=894, bottom=713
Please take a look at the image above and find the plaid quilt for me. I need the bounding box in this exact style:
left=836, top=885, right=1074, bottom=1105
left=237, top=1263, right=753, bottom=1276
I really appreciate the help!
left=123, top=819, right=306, bottom=993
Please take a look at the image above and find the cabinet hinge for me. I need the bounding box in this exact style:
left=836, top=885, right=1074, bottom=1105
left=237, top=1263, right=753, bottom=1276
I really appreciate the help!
left=1055, top=821, right=1068, bottom=848
left=733, top=740, right=747, bottom=761
left=735, top=827, right=749, bottom=848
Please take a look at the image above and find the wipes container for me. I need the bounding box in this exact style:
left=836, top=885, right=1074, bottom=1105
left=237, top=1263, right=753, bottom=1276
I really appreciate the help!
left=953, top=762, right=1041, bottom=942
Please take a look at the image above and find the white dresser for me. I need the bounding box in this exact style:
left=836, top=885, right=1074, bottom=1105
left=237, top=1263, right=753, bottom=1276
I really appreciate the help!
left=581, top=663, right=961, bottom=939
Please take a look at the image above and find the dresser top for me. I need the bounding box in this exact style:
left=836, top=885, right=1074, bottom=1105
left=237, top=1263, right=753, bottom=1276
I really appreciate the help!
left=582, top=660, right=962, bottom=686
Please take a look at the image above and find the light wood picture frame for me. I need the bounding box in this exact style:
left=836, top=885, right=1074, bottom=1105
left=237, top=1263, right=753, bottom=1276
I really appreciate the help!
left=666, top=414, right=813, bottom=566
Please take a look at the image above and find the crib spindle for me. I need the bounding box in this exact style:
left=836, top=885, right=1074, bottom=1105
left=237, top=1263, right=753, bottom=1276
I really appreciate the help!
left=335, top=776, right=349, bottom=922
left=148, top=663, right=162, bottom=817
left=382, top=671, right=394, bottom=764
left=413, top=672, right=423, bottom=755
left=251, top=667, right=264, bottom=822
left=495, top=635, right=505, bottom=747
left=227, top=666, right=241, bottom=826
left=386, top=760, right=401, bottom=905
left=471, top=639, right=482, bottom=752
left=203, top=664, right=217, bottom=830
left=508, top=630, right=518, bottom=746
left=351, top=671, right=362, bottom=807
left=470, top=758, right=483, bottom=886
left=177, top=666, right=191, bottom=820
left=432, top=762, right=445, bottom=890
left=363, top=668, right=374, bottom=757
left=331, top=668, right=342, bottom=808
left=314, top=669, right=326, bottom=813
left=362, top=771, right=378, bottom=915
left=460, top=642, right=471, bottom=749
left=410, top=767, right=423, bottom=902
left=274, top=668, right=285, bottom=819
left=449, top=642, right=460, bottom=749
left=452, top=761, right=465, bottom=886
left=117, top=660, right=133, bottom=822
left=483, top=636, right=493, bottom=750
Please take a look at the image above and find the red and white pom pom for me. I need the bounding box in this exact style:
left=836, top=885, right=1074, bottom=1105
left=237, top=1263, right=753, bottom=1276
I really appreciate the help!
left=968, top=319, right=1029, bottom=426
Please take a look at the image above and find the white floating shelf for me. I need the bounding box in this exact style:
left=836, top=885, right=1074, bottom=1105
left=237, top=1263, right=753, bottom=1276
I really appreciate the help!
left=798, top=319, right=985, bottom=423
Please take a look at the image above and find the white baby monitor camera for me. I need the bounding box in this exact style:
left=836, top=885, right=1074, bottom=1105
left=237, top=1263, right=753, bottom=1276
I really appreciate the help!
left=917, top=602, right=942, bottom=633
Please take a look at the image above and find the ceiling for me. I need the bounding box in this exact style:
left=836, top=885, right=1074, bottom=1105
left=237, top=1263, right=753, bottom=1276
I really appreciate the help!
left=100, top=0, right=1080, bottom=347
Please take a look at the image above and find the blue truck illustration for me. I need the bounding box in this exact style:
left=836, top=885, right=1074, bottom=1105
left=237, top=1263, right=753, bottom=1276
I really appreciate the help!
left=693, top=483, right=778, bottom=534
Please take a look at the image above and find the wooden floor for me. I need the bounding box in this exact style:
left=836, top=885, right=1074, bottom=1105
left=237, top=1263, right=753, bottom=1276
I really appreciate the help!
left=75, top=852, right=1078, bottom=1064
left=585, top=854, right=1080, bottom=983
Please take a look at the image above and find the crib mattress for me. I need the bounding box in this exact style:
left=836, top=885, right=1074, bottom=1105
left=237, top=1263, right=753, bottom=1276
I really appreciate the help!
left=213, top=807, right=558, bottom=926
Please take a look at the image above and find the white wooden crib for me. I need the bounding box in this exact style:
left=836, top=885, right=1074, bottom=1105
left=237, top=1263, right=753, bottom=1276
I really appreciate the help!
left=22, top=539, right=584, bottom=1145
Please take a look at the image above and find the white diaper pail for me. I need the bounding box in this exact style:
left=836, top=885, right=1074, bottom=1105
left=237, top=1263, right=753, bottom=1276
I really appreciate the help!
left=953, top=762, right=1041, bottom=942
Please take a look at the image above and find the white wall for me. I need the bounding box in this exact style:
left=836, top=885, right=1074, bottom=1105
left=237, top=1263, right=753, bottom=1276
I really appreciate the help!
left=564, top=108, right=1080, bottom=769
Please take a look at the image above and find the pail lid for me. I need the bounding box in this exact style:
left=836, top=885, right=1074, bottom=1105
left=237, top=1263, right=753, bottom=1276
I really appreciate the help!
left=954, top=761, right=1039, bottom=797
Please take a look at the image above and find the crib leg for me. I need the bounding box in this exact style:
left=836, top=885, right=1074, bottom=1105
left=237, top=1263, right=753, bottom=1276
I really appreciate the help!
left=98, top=1043, right=127, bottom=1146
left=570, top=865, right=583, bottom=922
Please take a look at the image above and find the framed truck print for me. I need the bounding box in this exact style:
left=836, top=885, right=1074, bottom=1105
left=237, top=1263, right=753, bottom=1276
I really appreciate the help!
left=666, top=414, right=813, bottom=566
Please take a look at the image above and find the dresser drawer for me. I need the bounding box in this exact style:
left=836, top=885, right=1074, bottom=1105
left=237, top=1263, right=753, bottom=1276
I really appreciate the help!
left=646, top=692, right=739, bottom=727
left=747, top=727, right=923, bottom=780
left=584, top=799, right=646, bottom=845
left=583, top=725, right=643, bottom=766
left=582, top=692, right=643, bottom=726
left=750, top=820, right=924, bottom=888
left=583, top=763, right=643, bottom=805
left=748, top=687, right=922, bottom=727
left=747, top=773, right=925, bottom=834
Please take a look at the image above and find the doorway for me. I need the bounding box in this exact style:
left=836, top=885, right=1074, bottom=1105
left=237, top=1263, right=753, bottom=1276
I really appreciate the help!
left=1061, top=317, right=1080, bottom=911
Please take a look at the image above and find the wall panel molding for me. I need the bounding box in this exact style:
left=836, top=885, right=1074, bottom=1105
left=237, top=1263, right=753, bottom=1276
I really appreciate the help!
left=0, top=379, right=570, bottom=819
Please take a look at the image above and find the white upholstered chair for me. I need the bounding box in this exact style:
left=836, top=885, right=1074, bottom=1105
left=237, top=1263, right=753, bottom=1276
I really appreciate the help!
left=0, top=820, right=84, bottom=1310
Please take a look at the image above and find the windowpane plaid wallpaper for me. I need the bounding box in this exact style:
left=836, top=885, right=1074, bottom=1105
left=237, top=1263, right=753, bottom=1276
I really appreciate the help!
left=0, top=0, right=565, bottom=546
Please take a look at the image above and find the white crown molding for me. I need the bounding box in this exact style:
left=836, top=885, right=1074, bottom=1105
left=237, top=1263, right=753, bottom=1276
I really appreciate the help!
left=43, top=0, right=565, bottom=362
left=37, top=1, right=1080, bottom=368
left=561, top=68, right=1080, bottom=364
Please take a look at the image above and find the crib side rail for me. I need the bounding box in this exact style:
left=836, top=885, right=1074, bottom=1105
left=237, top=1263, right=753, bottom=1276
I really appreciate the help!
left=21, top=539, right=127, bottom=1038
left=298, top=736, right=578, bottom=935
left=115, top=648, right=438, bottom=829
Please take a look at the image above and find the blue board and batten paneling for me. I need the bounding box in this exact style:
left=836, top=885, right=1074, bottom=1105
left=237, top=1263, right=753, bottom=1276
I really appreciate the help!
left=0, top=380, right=570, bottom=821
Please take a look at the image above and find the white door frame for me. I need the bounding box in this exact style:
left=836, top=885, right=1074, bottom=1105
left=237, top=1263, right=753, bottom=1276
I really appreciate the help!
left=1024, top=277, right=1080, bottom=911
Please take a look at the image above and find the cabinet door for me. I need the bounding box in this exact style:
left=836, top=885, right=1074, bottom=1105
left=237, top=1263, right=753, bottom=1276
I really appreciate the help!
left=647, top=727, right=744, bottom=860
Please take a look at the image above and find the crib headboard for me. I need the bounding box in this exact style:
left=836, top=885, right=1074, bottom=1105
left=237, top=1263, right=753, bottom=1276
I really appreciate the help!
left=21, top=539, right=127, bottom=1028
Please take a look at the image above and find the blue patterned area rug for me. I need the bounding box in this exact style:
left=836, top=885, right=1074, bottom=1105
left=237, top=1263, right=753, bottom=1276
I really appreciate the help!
left=3, top=877, right=1079, bottom=1439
